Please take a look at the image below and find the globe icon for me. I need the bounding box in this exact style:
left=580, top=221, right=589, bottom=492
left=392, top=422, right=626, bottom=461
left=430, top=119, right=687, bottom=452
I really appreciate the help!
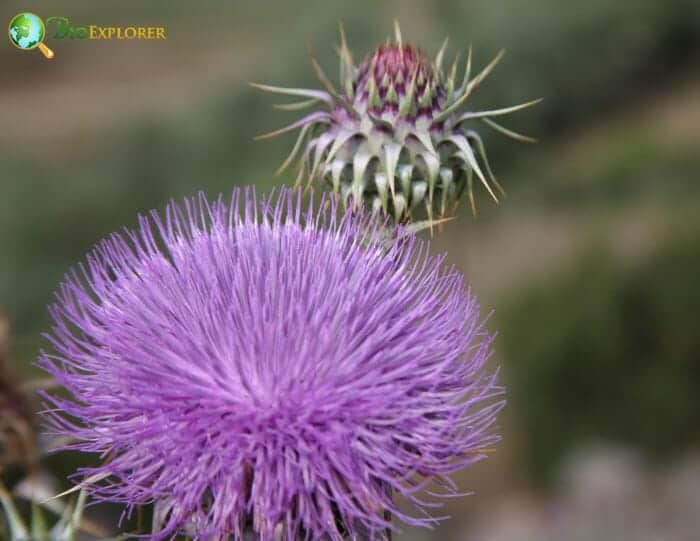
left=8, top=12, right=53, bottom=58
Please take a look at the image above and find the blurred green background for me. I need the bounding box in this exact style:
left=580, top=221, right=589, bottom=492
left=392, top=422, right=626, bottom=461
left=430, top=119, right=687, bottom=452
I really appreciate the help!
left=2, top=0, right=699, bottom=539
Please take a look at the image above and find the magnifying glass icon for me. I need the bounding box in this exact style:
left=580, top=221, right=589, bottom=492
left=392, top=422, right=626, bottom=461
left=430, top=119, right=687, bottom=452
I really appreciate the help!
left=8, top=12, right=55, bottom=59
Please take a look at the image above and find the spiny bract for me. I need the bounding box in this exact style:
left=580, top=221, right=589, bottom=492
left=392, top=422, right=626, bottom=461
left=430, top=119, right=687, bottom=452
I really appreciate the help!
left=39, top=188, right=503, bottom=540
left=254, top=23, right=540, bottom=222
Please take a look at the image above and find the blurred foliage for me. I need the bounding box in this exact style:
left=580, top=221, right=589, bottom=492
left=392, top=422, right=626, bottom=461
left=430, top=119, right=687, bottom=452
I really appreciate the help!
left=433, top=0, right=700, bottom=159
left=527, top=138, right=700, bottom=211
left=469, top=446, right=700, bottom=541
left=500, top=233, right=700, bottom=485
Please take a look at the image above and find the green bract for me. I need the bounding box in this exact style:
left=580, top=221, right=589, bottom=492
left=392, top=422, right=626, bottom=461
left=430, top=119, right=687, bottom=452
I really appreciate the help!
left=255, top=22, right=540, bottom=222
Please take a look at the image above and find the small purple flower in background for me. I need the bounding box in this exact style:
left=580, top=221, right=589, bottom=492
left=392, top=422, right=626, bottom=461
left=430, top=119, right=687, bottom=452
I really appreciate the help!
left=254, top=22, right=540, bottom=222
left=39, top=188, right=503, bottom=540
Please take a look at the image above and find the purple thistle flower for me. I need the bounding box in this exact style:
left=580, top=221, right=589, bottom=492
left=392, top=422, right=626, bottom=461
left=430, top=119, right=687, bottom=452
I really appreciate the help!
left=254, top=22, right=540, bottom=222
left=38, top=188, right=504, bottom=540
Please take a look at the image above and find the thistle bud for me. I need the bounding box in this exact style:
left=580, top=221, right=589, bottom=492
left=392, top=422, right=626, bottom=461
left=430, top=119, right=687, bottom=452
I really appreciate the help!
left=254, top=22, right=540, bottom=222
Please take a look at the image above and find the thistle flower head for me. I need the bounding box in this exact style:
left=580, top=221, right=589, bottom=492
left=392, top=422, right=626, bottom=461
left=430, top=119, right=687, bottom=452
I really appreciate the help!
left=254, top=23, right=540, bottom=222
left=39, top=188, right=503, bottom=540
left=355, top=43, right=437, bottom=123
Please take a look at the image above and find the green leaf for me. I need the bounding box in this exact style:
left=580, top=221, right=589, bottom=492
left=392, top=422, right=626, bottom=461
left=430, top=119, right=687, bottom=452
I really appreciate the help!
left=0, top=481, right=29, bottom=541
left=30, top=504, right=49, bottom=541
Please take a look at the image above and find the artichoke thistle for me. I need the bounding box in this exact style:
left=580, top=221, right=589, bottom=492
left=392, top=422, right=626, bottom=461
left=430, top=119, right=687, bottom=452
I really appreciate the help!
left=254, top=22, right=540, bottom=222
left=38, top=188, right=503, bottom=540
